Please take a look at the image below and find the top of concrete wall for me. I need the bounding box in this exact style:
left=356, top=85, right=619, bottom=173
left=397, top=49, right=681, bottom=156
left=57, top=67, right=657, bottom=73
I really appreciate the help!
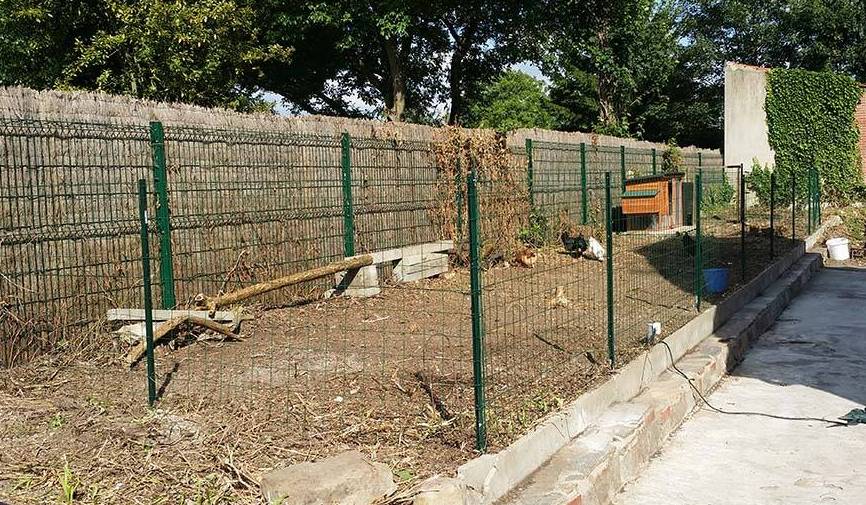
left=725, top=61, right=770, bottom=73
left=0, top=86, right=720, bottom=156
left=724, top=62, right=775, bottom=172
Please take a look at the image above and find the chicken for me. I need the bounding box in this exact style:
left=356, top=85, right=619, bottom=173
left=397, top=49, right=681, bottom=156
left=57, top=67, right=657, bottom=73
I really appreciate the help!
left=677, top=231, right=696, bottom=256
left=560, top=231, right=589, bottom=257
left=583, top=236, right=606, bottom=261
left=515, top=246, right=538, bottom=268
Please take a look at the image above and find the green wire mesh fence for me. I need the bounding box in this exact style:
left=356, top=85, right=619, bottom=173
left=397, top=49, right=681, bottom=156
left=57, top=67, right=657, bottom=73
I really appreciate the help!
left=0, top=119, right=156, bottom=365
left=1, top=118, right=818, bottom=463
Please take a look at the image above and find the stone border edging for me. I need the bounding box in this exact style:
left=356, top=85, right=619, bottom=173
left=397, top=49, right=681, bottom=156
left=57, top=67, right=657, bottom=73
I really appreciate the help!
left=450, top=216, right=839, bottom=505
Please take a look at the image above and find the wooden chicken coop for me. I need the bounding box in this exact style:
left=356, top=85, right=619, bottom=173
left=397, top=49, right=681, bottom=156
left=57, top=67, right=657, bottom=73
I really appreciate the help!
left=621, top=173, right=685, bottom=231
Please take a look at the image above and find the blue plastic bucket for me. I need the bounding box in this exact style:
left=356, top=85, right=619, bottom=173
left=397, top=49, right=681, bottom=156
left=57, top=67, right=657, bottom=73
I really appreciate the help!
left=703, top=267, right=730, bottom=294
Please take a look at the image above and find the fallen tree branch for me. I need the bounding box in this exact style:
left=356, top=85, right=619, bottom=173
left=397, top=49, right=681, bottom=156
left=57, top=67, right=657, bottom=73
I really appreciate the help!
left=205, top=255, right=374, bottom=314
left=414, top=371, right=454, bottom=421
left=126, top=315, right=237, bottom=367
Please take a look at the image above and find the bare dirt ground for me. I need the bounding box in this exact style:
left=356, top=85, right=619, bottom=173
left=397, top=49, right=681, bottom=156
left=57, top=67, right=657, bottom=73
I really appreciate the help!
left=0, top=216, right=798, bottom=504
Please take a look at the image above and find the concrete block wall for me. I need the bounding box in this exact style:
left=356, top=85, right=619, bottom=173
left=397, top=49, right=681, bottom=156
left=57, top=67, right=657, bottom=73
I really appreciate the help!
left=724, top=62, right=774, bottom=174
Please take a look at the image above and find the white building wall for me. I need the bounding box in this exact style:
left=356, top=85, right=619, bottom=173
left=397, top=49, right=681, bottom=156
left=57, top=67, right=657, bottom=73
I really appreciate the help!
left=724, top=62, right=775, bottom=174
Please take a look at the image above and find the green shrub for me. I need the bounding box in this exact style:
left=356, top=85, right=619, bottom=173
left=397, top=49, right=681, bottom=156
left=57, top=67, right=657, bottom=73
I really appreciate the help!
left=518, top=208, right=550, bottom=247
left=701, top=171, right=735, bottom=211
left=662, top=138, right=684, bottom=173
left=746, top=160, right=774, bottom=206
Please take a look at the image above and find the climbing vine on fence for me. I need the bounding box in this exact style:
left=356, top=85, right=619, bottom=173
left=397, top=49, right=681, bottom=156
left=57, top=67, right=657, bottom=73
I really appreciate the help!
left=765, top=68, right=863, bottom=204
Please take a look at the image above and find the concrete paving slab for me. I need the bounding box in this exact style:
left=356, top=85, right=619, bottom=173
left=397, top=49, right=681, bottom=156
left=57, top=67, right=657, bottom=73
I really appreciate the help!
left=614, top=267, right=866, bottom=505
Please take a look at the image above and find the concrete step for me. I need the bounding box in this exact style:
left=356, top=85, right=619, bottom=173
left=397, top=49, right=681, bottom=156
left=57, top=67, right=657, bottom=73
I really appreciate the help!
left=499, top=252, right=823, bottom=505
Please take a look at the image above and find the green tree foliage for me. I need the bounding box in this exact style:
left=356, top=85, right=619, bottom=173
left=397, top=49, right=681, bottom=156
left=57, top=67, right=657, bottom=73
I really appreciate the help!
left=0, top=0, right=290, bottom=111
left=0, top=0, right=109, bottom=88
left=2, top=0, right=866, bottom=146
left=66, top=0, right=289, bottom=110
left=765, top=68, right=863, bottom=203
left=541, top=0, right=678, bottom=137
left=465, top=70, right=565, bottom=131
left=253, top=0, right=535, bottom=123
left=251, top=1, right=445, bottom=120
left=670, top=0, right=866, bottom=147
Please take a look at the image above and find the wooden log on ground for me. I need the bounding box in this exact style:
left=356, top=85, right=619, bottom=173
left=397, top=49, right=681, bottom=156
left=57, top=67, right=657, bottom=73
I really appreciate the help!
left=126, top=315, right=237, bottom=367
left=205, top=255, right=374, bottom=313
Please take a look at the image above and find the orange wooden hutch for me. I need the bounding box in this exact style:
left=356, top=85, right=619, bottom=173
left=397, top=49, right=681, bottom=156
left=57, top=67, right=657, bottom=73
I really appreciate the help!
left=621, top=173, right=685, bottom=231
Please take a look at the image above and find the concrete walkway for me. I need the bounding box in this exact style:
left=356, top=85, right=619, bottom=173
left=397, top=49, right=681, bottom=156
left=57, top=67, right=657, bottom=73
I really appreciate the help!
left=615, top=266, right=866, bottom=505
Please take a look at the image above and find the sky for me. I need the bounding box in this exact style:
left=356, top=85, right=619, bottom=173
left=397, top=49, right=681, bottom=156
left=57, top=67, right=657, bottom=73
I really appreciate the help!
left=262, top=61, right=549, bottom=118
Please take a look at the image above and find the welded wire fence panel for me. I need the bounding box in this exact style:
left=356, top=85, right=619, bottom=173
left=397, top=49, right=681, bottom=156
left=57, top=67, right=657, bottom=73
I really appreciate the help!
left=3, top=116, right=747, bottom=478
left=588, top=145, right=627, bottom=207
left=609, top=168, right=698, bottom=364
left=531, top=141, right=584, bottom=228
left=530, top=141, right=616, bottom=235
left=0, top=119, right=154, bottom=365
left=148, top=129, right=480, bottom=477
left=681, top=151, right=724, bottom=172
left=479, top=158, right=609, bottom=449
left=352, top=138, right=441, bottom=254
left=694, top=165, right=744, bottom=307
left=623, top=146, right=657, bottom=177
left=163, top=126, right=344, bottom=305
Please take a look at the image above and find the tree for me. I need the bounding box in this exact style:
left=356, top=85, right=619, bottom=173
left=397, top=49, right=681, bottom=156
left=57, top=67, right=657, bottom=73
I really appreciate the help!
left=65, top=0, right=288, bottom=110
left=465, top=70, right=564, bottom=131
left=0, top=0, right=109, bottom=88
left=0, top=0, right=289, bottom=111
left=254, top=1, right=535, bottom=123
left=666, top=0, right=866, bottom=147
left=427, top=0, right=537, bottom=125
left=542, top=0, right=679, bottom=137
left=251, top=1, right=447, bottom=121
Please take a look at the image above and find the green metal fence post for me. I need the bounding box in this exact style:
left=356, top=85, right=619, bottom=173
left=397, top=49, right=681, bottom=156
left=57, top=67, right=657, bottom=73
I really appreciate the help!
left=791, top=171, right=796, bottom=242
left=340, top=132, right=356, bottom=257
left=580, top=142, right=588, bottom=224
left=604, top=172, right=616, bottom=367
left=739, top=163, right=746, bottom=281
left=698, top=152, right=703, bottom=168
left=149, top=121, right=175, bottom=309
left=651, top=148, right=657, bottom=175
left=619, top=145, right=626, bottom=192
left=807, top=167, right=813, bottom=235
left=770, top=172, right=776, bottom=258
left=815, top=167, right=823, bottom=226
left=455, top=155, right=464, bottom=239
left=137, top=179, right=157, bottom=407
left=467, top=155, right=487, bottom=452
left=812, top=167, right=820, bottom=228
left=695, top=172, right=703, bottom=311
left=525, top=138, right=534, bottom=207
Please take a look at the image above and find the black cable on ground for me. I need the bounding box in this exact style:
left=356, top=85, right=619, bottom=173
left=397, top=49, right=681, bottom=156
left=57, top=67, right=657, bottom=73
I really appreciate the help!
left=656, top=340, right=849, bottom=427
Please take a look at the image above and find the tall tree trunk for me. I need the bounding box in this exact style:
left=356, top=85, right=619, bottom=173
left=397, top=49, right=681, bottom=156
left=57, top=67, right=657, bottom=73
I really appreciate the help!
left=447, top=51, right=464, bottom=125
left=597, top=74, right=617, bottom=126
left=594, top=25, right=619, bottom=128
left=383, top=37, right=405, bottom=121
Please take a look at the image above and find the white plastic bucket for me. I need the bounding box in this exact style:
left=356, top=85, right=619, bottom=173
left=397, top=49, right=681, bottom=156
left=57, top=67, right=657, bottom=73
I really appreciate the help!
left=826, top=237, right=850, bottom=261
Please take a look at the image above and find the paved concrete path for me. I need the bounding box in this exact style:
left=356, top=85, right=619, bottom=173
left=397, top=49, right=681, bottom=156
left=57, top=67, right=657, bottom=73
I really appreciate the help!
left=615, top=266, right=866, bottom=505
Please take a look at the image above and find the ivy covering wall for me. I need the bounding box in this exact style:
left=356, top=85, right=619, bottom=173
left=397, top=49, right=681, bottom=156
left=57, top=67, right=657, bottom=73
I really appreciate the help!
left=764, top=68, right=863, bottom=203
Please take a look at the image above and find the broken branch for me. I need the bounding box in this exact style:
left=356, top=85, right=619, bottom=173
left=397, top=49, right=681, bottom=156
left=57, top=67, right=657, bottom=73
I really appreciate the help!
left=126, top=315, right=238, bottom=367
